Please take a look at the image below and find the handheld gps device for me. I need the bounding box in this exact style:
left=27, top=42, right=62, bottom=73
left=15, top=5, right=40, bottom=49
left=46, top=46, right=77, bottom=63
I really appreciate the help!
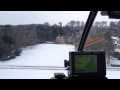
left=52, top=51, right=107, bottom=79
left=68, top=51, right=106, bottom=79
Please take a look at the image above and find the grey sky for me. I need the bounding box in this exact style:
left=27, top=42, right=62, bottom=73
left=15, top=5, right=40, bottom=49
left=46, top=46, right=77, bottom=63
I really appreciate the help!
left=0, top=11, right=119, bottom=25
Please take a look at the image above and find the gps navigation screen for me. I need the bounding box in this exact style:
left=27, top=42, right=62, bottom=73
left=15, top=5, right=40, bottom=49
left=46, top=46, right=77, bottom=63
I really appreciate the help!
left=74, top=55, right=97, bottom=73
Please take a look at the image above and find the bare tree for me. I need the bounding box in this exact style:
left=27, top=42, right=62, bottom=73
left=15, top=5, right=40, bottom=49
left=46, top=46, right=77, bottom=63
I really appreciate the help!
left=101, top=21, right=107, bottom=28
left=58, top=22, right=62, bottom=28
left=70, top=20, right=76, bottom=28
left=44, top=22, right=50, bottom=26
left=76, top=21, right=80, bottom=27
left=81, top=21, right=85, bottom=27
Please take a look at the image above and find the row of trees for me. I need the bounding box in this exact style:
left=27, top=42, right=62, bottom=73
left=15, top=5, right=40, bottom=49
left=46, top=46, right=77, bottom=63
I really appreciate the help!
left=0, top=20, right=120, bottom=61
left=74, top=21, right=120, bottom=64
left=0, top=25, right=39, bottom=61
left=0, top=22, right=77, bottom=61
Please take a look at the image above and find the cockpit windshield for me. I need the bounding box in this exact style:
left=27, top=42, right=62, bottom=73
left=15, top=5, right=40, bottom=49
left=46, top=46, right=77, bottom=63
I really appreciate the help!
left=0, top=11, right=89, bottom=79
left=0, top=11, right=120, bottom=79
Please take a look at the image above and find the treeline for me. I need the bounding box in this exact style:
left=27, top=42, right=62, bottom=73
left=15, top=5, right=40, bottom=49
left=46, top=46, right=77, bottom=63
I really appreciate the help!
left=84, top=21, right=120, bottom=51
left=83, top=21, right=120, bottom=63
left=0, top=20, right=120, bottom=61
left=0, top=24, right=39, bottom=61
left=0, top=21, right=84, bottom=61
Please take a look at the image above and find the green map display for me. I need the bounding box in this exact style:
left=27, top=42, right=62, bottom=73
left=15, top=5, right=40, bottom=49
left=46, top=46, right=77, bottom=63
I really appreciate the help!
left=74, top=55, right=97, bottom=72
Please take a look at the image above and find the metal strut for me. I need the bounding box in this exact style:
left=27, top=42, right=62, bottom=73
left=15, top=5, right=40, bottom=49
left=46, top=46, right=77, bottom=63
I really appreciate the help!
left=0, top=65, right=67, bottom=70
left=78, top=11, right=98, bottom=51
left=0, top=65, right=119, bottom=71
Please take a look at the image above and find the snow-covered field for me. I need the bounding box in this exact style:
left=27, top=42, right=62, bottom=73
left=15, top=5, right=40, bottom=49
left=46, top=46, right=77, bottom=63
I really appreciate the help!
left=0, top=44, right=75, bottom=66
left=106, top=71, right=120, bottom=79
left=0, top=44, right=120, bottom=79
left=0, top=44, right=74, bottom=79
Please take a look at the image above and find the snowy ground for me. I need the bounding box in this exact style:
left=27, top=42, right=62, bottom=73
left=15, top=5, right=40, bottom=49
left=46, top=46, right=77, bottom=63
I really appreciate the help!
left=110, top=58, right=120, bottom=65
left=0, top=44, right=74, bottom=79
left=106, top=71, right=120, bottom=79
left=0, top=44, right=120, bottom=79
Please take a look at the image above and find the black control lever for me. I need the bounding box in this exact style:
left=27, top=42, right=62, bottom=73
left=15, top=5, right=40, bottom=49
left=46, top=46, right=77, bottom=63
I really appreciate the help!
left=64, top=60, right=70, bottom=67
left=64, top=60, right=68, bottom=67
left=54, top=73, right=65, bottom=79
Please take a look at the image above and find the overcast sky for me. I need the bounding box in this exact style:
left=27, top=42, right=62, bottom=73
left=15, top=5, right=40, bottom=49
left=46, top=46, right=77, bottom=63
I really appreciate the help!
left=0, top=11, right=119, bottom=25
